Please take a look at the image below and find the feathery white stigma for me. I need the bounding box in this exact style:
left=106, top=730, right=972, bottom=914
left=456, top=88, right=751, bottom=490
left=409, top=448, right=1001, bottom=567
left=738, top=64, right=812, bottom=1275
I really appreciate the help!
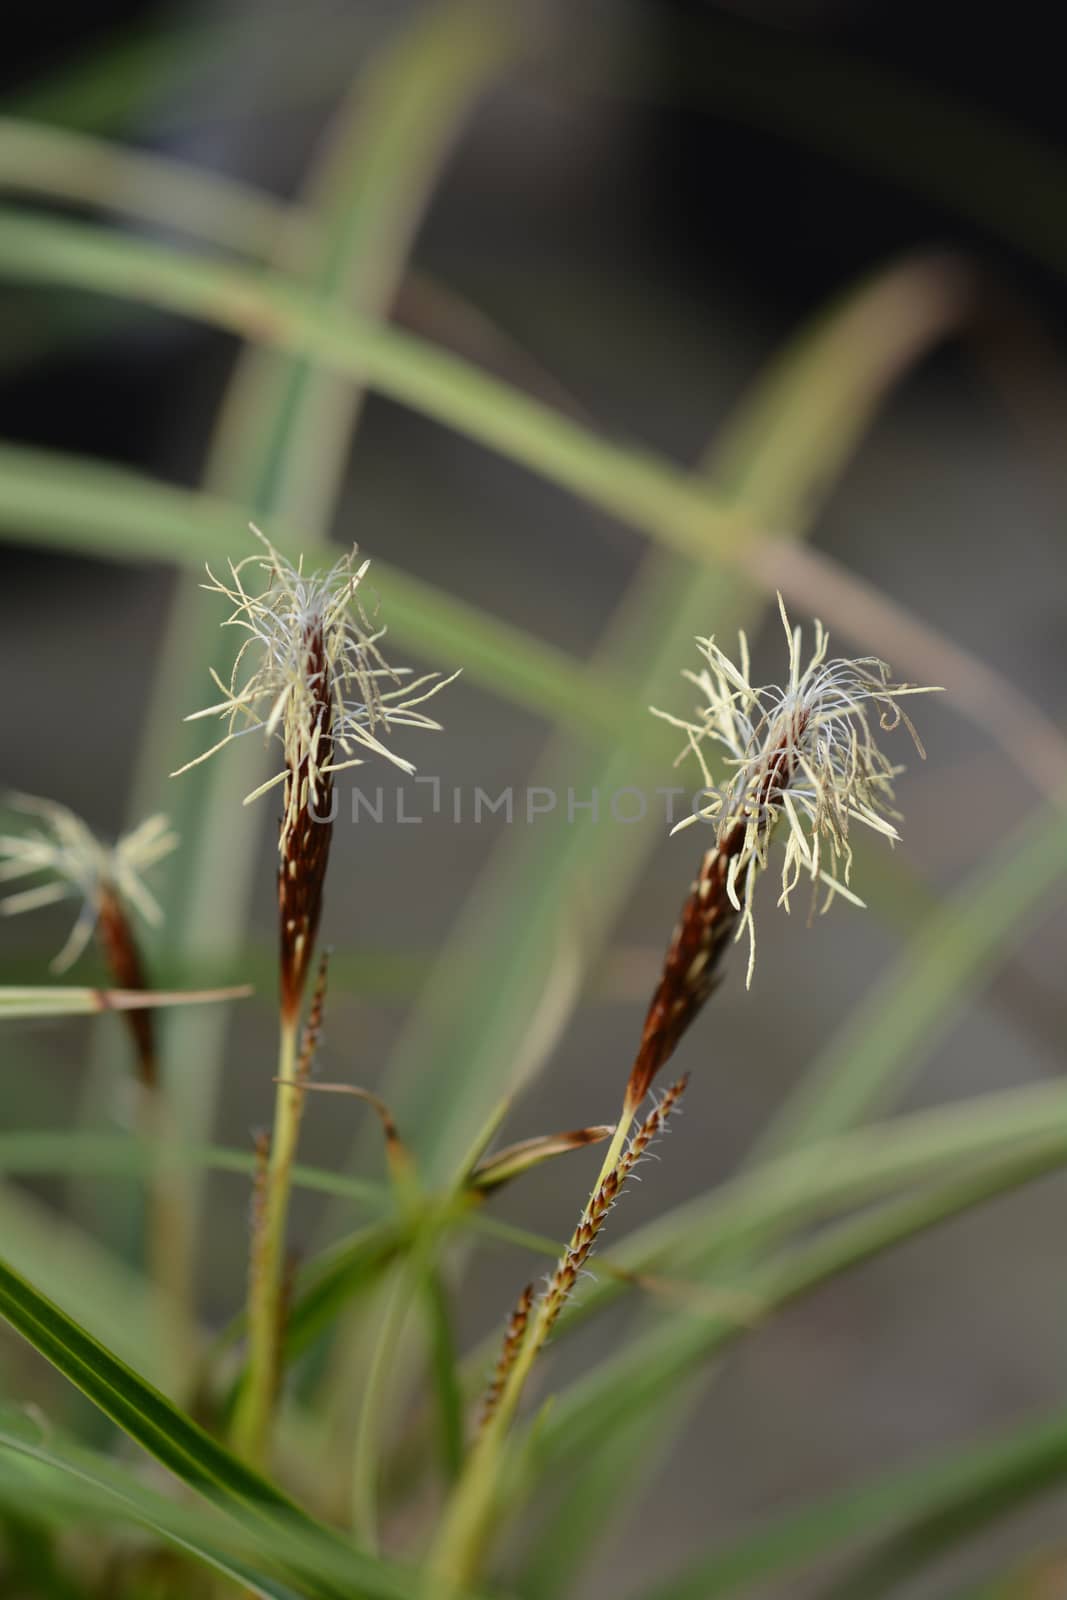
left=0, top=794, right=178, bottom=972
left=654, top=596, right=938, bottom=982
left=173, top=526, right=457, bottom=845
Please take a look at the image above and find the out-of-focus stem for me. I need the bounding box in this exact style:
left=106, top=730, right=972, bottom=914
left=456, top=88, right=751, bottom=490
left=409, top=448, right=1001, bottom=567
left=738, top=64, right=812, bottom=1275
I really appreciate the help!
left=351, top=1265, right=411, bottom=1552
left=135, top=1082, right=197, bottom=1396
left=234, top=1011, right=301, bottom=1466
left=96, top=884, right=197, bottom=1395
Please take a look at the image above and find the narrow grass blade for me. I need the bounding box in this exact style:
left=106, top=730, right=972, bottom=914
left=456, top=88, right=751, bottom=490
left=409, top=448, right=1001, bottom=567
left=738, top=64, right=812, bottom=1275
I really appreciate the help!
left=548, top=1079, right=1067, bottom=1338
left=206, top=0, right=523, bottom=533
left=518, top=1395, right=691, bottom=1600
left=0, top=983, right=250, bottom=1019
left=470, top=1125, right=616, bottom=1191
left=636, top=1406, right=1067, bottom=1600
left=752, top=794, right=1067, bottom=1159
left=0, top=1423, right=463, bottom=1600
left=0, top=1437, right=303, bottom=1600
left=422, top=1263, right=465, bottom=1481
left=213, top=1221, right=407, bottom=1402
left=530, top=1144, right=1067, bottom=1482
left=10, top=1076, right=1063, bottom=1364
left=0, top=1131, right=387, bottom=1213
left=0, top=1255, right=299, bottom=1519
left=0, top=441, right=623, bottom=736
left=0, top=217, right=1050, bottom=788
left=0, top=1258, right=429, bottom=1598
left=0, top=212, right=979, bottom=705
left=0, top=1183, right=156, bottom=1377
left=0, top=213, right=951, bottom=581
left=0, top=115, right=297, bottom=258
left=820, top=1452, right=1067, bottom=1600
left=0, top=208, right=747, bottom=557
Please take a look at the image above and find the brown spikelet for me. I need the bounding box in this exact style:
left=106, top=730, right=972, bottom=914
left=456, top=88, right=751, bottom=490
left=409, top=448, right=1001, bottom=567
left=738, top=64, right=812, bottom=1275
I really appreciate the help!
left=278, top=628, right=334, bottom=1023
left=541, top=1077, right=688, bottom=1340
left=95, top=883, right=157, bottom=1088
left=480, top=1283, right=534, bottom=1433
left=626, top=847, right=736, bottom=1111
left=626, top=725, right=803, bottom=1111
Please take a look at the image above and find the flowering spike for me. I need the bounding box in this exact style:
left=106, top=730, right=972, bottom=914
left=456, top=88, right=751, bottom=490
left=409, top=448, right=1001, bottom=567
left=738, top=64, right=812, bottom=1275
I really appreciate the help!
left=175, top=528, right=458, bottom=1017
left=476, top=1079, right=687, bottom=1438
left=653, top=596, right=939, bottom=989
left=621, top=603, right=939, bottom=1115
left=0, top=793, right=177, bottom=978
left=0, top=794, right=178, bottom=1088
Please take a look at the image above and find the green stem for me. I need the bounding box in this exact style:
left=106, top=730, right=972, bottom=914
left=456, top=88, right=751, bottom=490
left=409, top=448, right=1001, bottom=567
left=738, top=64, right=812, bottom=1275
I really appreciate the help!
left=350, top=1265, right=411, bottom=1551
left=136, top=1082, right=197, bottom=1398
left=586, top=1108, right=635, bottom=1206
left=234, top=1012, right=301, bottom=1467
left=428, top=1100, right=638, bottom=1591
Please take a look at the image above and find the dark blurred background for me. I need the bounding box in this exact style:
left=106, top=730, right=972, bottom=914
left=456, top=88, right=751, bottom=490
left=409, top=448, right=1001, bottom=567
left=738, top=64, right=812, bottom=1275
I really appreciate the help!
left=2, top=4, right=1066, bottom=1597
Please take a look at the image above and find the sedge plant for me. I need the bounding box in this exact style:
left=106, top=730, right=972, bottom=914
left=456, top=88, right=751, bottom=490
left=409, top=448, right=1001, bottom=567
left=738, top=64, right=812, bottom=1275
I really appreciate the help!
left=429, top=599, right=938, bottom=1589
left=0, top=796, right=196, bottom=1386
left=175, top=526, right=457, bottom=1466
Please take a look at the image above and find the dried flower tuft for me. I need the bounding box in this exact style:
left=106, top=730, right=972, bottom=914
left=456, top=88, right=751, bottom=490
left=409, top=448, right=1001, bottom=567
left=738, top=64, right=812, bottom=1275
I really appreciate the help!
left=175, top=526, right=457, bottom=1015
left=0, top=793, right=177, bottom=977
left=626, top=602, right=938, bottom=1113
left=653, top=596, right=937, bottom=986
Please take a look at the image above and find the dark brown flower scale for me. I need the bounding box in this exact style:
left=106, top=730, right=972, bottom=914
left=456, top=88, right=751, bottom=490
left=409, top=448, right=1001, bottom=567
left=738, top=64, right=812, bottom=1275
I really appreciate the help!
left=95, top=883, right=157, bottom=1088
left=278, top=627, right=334, bottom=1023
left=626, top=845, right=738, bottom=1113
left=480, top=1282, right=534, bottom=1433
left=625, top=719, right=806, bottom=1111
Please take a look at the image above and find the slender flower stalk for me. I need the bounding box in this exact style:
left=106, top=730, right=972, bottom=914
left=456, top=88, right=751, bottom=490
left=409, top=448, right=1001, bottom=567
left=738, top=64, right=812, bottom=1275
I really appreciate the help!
left=431, top=1081, right=687, bottom=1591
left=176, top=526, right=456, bottom=1465
left=478, top=1080, right=687, bottom=1432
left=431, top=601, right=936, bottom=1592
left=0, top=794, right=192, bottom=1386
